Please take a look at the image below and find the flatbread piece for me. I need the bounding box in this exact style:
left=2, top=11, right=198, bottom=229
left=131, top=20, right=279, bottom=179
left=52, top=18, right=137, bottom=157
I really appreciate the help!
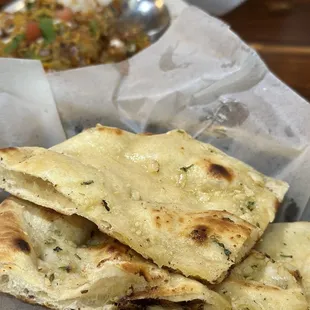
left=0, top=197, right=230, bottom=310
left=256, top=222, right=310, bottom=304
left=0, top=126, right=289, bottom=283
left=215, top=250, right=308, bottom=310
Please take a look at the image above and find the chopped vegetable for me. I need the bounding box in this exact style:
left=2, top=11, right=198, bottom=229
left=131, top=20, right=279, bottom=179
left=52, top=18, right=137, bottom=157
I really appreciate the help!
left=23, top=49, right=40, bottom=59
left=4, top=34, right=25, bottom=54
left=89, top=19, right=99, bottom=37
left=26, top=1, right=35, bottom=11
left=39, top=17, right=56, bottom=43
left=56, top=7, right=73, bottom=22
left=26, top=22, right=41, bottom=43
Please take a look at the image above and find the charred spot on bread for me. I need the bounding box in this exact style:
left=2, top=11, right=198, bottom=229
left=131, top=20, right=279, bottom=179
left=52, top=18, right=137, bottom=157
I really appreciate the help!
left=189, top=225, right=208, bottom=244
left=14, top=238, right=31, bottom=254
left=209, top=163, right=233, bottom=182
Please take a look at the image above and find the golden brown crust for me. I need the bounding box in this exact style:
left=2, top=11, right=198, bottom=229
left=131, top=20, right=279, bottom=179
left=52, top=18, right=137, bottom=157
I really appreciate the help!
left=97, top=126, right=123, bottom=135
left=274, top=198, right=281, bottom=211
left=150, top=209, right=255, bottom=253
left=0, top=198, right=230, bottom=309
left=138, top=132, right=154, bottom=136
left=0, top=204, right=32, bottom=261
left=0, top=147, right=18, bottom=154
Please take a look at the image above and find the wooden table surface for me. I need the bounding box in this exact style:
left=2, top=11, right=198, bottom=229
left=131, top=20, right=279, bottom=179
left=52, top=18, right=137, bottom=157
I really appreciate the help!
left=222, top=0, right=310, bottom=102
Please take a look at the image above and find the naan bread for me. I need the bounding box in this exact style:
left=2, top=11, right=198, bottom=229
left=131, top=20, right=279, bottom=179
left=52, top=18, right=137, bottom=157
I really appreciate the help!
left=0, top=126, right=288, bottom=283
left=0, top=197, right=230, bottom=310
left=215, top=251, right=308, bottom=310
left=256, top=222, right=310, bottom=303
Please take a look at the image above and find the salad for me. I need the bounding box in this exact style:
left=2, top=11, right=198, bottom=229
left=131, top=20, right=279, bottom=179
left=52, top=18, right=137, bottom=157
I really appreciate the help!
left=0, top=0, right=150, bottom=71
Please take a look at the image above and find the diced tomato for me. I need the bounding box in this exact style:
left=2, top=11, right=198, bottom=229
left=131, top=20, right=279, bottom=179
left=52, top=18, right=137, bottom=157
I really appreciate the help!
left=25, top=21, right=41, bottom=43
left=56, top=7, right=74, bottom=22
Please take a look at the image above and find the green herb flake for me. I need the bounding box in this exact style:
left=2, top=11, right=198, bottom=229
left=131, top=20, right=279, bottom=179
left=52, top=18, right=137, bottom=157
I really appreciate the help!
left=75, top=253, right=81, bottom=260
left=44, top=238, right=56, bottom=245
left=180, top=164, right=194, bottom=172
left=59, top=266, right=71, bottom=273
left=280, top=254, right=293, bottom=258
left=223, top=217, right=234, bottom=223
left=89, top=19, right=99, bottom=37
left=4, top=34, right=25, bottom=55
left=81, top=180, right=94, bottom=185
left=53, top=246, right=63, bottom=252
left=256, top=222, right=260, bottom=228
left=102, top=200, right=110, bottom=212
left=26, top=1, right=35, bottom=10
left=246, top=200, right=256, bottom=211
left=39, top=17, right=56, bottom=43
left=213, top=238, right=231, bottom=258
left=224, top=248, right=231, bottom=257
left=49, top=273, right=55, bottom=282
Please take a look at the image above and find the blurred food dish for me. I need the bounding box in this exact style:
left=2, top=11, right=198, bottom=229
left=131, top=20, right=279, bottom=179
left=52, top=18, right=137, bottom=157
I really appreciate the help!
left=0, top=0, right=150, bottom=71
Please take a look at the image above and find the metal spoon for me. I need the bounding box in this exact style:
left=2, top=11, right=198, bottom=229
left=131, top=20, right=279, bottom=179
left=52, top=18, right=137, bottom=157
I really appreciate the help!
left=2, top=0, right=171, bottom=43
left=119, top=0, right=171, bottom=43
